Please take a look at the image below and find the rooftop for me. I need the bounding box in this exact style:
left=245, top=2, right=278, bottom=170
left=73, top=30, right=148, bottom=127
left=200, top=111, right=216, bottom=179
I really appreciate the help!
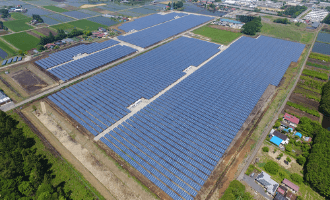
left=283, top=178, right=299, bottom=192
left=270, top=135, right=283, bottom=146
left=256, top=171, right=279, bottom=195
left=273, top=130, right=288, bottom=141
left=284, top=113, right=299, bottom=124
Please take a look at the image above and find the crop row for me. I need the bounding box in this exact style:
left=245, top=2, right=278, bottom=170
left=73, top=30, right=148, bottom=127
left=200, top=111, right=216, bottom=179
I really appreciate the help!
left=309, top=52, right=330, bottom=62
left=302, top=69, right=328, bottom=80
left=299, top=76, right=325, bottom=93
left=287, top=101, right=320, bottom=117
left=306, top=61, right=330, bottom=70
left=294, top=87, right=321, bottom=102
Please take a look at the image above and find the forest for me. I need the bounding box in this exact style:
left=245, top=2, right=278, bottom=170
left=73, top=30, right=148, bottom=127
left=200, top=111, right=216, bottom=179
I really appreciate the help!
left=320, top=81, right=330, bottom=116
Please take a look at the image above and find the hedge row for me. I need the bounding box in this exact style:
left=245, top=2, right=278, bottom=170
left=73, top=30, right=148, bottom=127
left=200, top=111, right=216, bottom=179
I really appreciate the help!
left=287, top=101, right=320, bottom=117
left=302, top=69, right=329, bottom=80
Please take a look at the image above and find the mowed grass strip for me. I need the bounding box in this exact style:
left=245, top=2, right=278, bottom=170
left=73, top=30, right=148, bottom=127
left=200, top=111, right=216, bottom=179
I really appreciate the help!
left=4, top=18, right=33, bottom=32
left=193, top=25, right=242, bottom=45
left=261, top=22, right=315, bottom=44
left=68, top=19, right=107, bottom=31
left=10, top=12, right=29, bottom=20
left=0, top=39, right=17, bottom=56
left=2, top=32, right=40, bottom=51
left=44, top=5, right=69, bottom=13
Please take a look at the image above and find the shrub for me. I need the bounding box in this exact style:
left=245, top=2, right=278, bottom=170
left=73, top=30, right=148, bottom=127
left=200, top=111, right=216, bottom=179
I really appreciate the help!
left=264, top=161, right=279, bottom=175
left=279, top=153, right=283, bottom=157
left=286, top=157, right=291, bottom=162
left=285, top=145, right=292, bottom=153
left=32, top=105, right=37, bottom=111
left=274, top=120, right=281, bottom=128
left=262, top=146, right=269, bottom=152
left=290, top=173, right=303, bottom=184
left=245, top=165, right=254, bottom=175
left=296, top=155, right=306, bottom=165
left=279, top=170, right=289, bottom=180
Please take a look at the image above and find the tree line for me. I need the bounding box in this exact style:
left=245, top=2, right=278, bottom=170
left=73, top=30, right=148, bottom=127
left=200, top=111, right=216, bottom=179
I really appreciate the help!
left=273, top=18, right=290, bottom=24
left=319, top=81, right=330, bottom=115
left=39, top=29, right=83, bottom=46
left=241, top=16, right=262, bottom=35
left=277, top=5, right=307, bottom=18
left=236, top=15, right=258, bottom=23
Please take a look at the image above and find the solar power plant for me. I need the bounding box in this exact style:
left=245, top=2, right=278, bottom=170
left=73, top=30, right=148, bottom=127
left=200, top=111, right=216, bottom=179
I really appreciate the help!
left=119, top=13, right=187, bottom=32
left=2, top=60, right=6, bottom=66
left=183, top=3, right=227, bottom=17
left=117, top=10, right=143, bottom=17
left=48, top=14, right=75, bottom=22
left=62, top=11, right=92, bottom=19
left=94, top=36, right=305, bottom=200
left=7, top=58, right=12, bottom=64
left=129, top=7, right=158, bottom=14
left=48, top=37, right=220, bottom=136
left=42, top=16, right=60, bottom=25
left=87, top=16, right=118, bottom=26
left=312, top=42, right=330, bottom=55
left=24, top=8, right=53, bottom=17
left=48, top=45, right=136, bottom=81
left=78, top=9, right=102, bottom=16
left=35, top=40, right=120, bottom=69
left=117, top=14, right=213, bottom=48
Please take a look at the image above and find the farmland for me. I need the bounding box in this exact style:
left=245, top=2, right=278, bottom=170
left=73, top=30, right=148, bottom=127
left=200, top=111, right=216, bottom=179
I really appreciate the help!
left=68, top=19, right=108, bottom=31
left=4, top=18, right=33, bottom=32
left=0, top=39, right=17, bottom=57
left=44, top=5, right=69, bottom=13
left=192, top=25, right=242, bottom=45
left=2, top=32, right=40, bottom=51
left=51, top=23, right=75, bottom=31
left=10, top=12, right=29, bottom=20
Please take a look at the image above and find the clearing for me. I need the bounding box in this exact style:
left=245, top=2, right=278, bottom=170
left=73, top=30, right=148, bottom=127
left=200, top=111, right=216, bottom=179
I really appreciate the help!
left=3, top=18, right=33, bottom=32
left=68, top=19, right=107, bottom=31
left=192, top=25, right=242, bottom=45
left=2, top=32, right=40, bottom=51
left=44, top=5, right=69, bottom=13
left=261, top=22, right=315, bottom=44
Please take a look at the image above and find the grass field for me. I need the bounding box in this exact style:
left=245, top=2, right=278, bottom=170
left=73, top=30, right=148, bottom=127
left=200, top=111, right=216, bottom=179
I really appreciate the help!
left=51, top=23, right=75, bottom=31
left=68, top=19, right=107, bottom=31
left=2, top=32, right=40, bottom=51
left=261, top=22, right=315, bottom=44
left=0, top=39, right=17, bottom=57
left=32, top=30, right=45, bottom=37
left=4, top=18, right=33, bottom=32
left=10, top=12, right=29, bottom=20
left=44, top=5, right=69, bottom=13
left=193, top=25, right=242, bottom=45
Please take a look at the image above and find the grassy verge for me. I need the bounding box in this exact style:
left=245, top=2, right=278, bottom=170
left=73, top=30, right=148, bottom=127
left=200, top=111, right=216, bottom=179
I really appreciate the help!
left=51, top=23, right=75, bottom=31
left=302, top=69, right=328, bottom=80
left=287, top=101, right=320, bottom=117
left=4, top=18, right=33, bottom=32
left=68, top=19, right=107, bottom=31
left=44, top=5, right=69, bottom=13
left=192, top=25, right=242, bottom=45
left=306, top=61, right=330, bottom=70
left=2, top=32, right=40, bottom=51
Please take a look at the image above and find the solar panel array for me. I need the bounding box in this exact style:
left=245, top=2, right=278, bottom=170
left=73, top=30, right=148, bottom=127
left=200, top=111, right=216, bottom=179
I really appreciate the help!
left=48, top=45, right=136, bottom=81
left=24, top=8, right=53, bottom=17
left=62, top=11, right=92, bottom=19
left=35, top=40, right=120, bottom=69
left=129, top=7, right=157, bottom=14
left=48, top=13, right=75, bottom=22
left=119, top=13, right=187, bottom=32
left=49, top=37, right=220, bottom=136
left=87, top=16, right=118, bottom=26
left=42, top=16, right=61, bottom=25
left=118, top=14, right=213, bottom=48
left=97, top=36, right=305, bottom=199
left=2, top=56, right=22, bottom=65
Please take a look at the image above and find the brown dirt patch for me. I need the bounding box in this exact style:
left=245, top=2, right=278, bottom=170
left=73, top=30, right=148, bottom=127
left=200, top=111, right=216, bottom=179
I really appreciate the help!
left=26, top=30, right=42, bottom=38
left=289, top=92, right=320, bottom=110
left=63, top=5, right=78, bottom=11
left=35, top=28, right=57, bottom=36
left=307, top=58, right=330, bottom=67
left=208, top=24, right=241, bottom=33
left=11, top=70, right=48, bottom=94
left=283, top=105, right=319, bottom=121
left=90, top=7, right=104, bottom=12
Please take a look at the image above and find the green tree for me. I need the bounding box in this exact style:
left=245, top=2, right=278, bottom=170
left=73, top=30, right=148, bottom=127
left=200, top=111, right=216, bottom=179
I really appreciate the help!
left=290, top=173, right=303, bottom=184
left=262, top=146, right=269, bottom=152
left=264, top=161, right=279, bottom=175
left=274, top=120, right=281, bottom=128
left=286, top=157, right=291, bottom=162
left=285, top=145, right=292, bottom=153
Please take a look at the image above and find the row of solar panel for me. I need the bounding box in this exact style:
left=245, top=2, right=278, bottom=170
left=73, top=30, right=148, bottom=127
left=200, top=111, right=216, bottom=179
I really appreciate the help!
left=35, top=40, right=119, bottom=69
left=48, top=45, right=136, bottom=81
left=97, top=36, right=305, bottom=199
left=2, top=56, right=22, bottom=65
left=119, top=12, right=187, bottom=32
left=118, top=14, right=213, bottom=48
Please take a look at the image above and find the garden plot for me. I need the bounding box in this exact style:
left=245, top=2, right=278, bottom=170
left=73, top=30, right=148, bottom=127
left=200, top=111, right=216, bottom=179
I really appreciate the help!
left=282, top=105, right=319, bottom=121
left=289, top=93, right=320, bottom=110
left=35, top=27, right=58, bottom=36
left=11, top=70, right=48, bottom=94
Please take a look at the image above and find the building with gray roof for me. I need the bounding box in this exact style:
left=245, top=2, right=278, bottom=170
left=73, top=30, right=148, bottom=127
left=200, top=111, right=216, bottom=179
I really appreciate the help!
left=255, top=171, right=279, bottom=196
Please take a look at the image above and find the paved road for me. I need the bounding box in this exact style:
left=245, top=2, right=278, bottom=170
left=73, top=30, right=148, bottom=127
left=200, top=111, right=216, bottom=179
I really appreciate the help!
left=237, top=24, right=322, bottom=181
left=243, top=175, right=271, bottom=200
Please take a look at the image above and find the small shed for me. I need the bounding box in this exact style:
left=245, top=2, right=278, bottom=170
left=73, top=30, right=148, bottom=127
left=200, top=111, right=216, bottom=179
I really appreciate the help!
left=282, top=178, right=299, bottom=193
left=270, top=136, right=283, bottom=146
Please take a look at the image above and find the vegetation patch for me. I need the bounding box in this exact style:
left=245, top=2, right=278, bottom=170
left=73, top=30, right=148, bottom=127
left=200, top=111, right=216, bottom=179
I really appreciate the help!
left=51, top=23, right=75, bottom=31
left=302, top=69, right=328, bottom=80
left=3, top=18, right=33, bottom=32
left=294, top=87, right=321, bottom=102
left=300, top=75, right=325, bottom=92
left=309, top=52, right=330, bottom=62
left=2, top=32, right=40, bottom=51
left=192, top=25, right=242, bottom=45
left=0, top=39, right=17, bottom=56
left=10, top=12, right=29, bottom=20
left=44, top=6, right=69, bottom=13
left=306, top=61, right=330, bottom=70
left=320, top=80, right=330, bottom=116
left=287, top=101, right=320, bottom=117
left=220, top=180, right=253, bottom=200
left=68, top=19, right=107, bottom=31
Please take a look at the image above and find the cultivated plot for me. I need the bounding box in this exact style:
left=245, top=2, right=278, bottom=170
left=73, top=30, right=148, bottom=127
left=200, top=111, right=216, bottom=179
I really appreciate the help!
left=2, top=32, right=40, bottom=51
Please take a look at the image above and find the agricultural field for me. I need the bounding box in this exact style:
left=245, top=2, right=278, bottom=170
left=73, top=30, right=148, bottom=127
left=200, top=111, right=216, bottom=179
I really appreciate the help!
left=261, top=22, right=315, bottom=44
left=192, top=25, right=242, bottom=45
left=3, top=18, right=33, bottom=32
left=51, top=23, right=75, bottom=31
left=2, top=32, right=40, bottom=51
left=44, top=5, right=69, bottom=13
left=68, top=19, right=108, bottom=31
left=10, top=12, right=30, bottom=20
left=0, top=39, right=17, bottom=57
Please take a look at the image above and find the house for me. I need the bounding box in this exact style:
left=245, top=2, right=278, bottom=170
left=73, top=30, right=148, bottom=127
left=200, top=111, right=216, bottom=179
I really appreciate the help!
left=270, top=130, right=289, bottom=145
left=44, top=43, right=55, bottom=49
left=0, top=90, right=10, bottom=105
left=98, top=27, right=107, bottom=32
left=255, top=171, right=279, bottom=196
left=312, top=22, right=320, bottom=29
left=62, top=38, right=74, bottom=43
left=54, top=41, right=64, bottom=46
left=295, top=132, right=302, bottom=138
left=277, top=185, right=287, bottom=195
left=283, top=113, right=299, bottom=127
left=285, top=190, right=297, bottom=200
left=282, top=179, right=299, bottom=193
left=270, top=135, right=283, bottom=146
left=303, top=136, right=312, bottom=142
left=274, top=192, right=287, bottom=200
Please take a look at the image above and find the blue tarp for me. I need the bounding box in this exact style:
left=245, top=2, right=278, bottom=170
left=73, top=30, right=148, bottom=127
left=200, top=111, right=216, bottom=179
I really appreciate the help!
left=270, top=136, right=283, bottom=146
left=283, top=128, right=293, bottom=132
left=295, top=132, right=302, bottom=138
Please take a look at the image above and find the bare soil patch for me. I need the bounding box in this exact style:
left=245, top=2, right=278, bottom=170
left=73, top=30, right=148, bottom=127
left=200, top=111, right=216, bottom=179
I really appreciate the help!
left=283, top=105, right=319, bottom=121
left=26, top=30, right=42, bottom=38
left=289, top=92, right=320, bottom=110
left=208, top=24, right=241, bottom=33
left=90, top=7, right=104, bottom=12
left=63, top=5, right=78, bottom=11
left=35, top=28, right=57, bottom=36
left=81, top=4, right=106, bottom=9
left=307, top=58, right=330, bottom=67
left=11, top=70, right=48, bottom=94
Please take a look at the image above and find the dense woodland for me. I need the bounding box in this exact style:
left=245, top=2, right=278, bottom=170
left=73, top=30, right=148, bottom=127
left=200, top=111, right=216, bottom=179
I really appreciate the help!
left=319, top=81, right=330, bottom=116
left=39, top=29, right=82, bottom=46
left=0, top=111, right=71, bottom=199
left=322, top=14, right=330, bottom=24
left=236, top=15, right=258, bottom=23
left=241, top=16, right=262, bottom=35
left=278, top=5, right=307, bottom=18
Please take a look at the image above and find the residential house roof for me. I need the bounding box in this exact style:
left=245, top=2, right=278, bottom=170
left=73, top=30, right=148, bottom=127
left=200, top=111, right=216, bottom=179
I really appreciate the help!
left=274, top=193, right=287, bottom=200
left=273, top=131, right=288, bottom=141
left=256, top=171, right=279, bottom=195
left=270, top=136, right=283, bottom=146
left=277, top=186, right=286, bottom=195
left=284, top=113, right=300, bottom=124
left=285, top=190, right=297, bottom=200
left=304, top=137, right=312, bottom=142
left=279, top=185, right=288, bottom=192
left=312, top=22, right=320, bottom=28
left=295, top=132, right=302, bottom=138
left=281, top=121, right=289, bottom=127
left=283, top=179, right=299, bottom=192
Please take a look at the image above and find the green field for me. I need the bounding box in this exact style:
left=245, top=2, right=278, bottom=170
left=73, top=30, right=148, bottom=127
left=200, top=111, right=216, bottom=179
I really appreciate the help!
left=261, top=22, right=315, bottom=44
left=2, top=32, right=40, bottom=51
left=51, top=23, right=75, bottom=31
left=193, top=25, right=242, bottom=45
left=32, top=30, right=45, bottom=37
left=10, top=12, right=29, bottom=20
left=44, top=5, right=69, bottom=13
left=68, top=19, right=107, bottom=31
left=0, top=39, right=17, bottom=57
left=3, top=18, right=33, bottom=32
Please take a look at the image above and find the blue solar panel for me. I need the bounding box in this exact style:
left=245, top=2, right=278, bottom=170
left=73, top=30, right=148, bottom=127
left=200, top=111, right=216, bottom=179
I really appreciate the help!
left=2, top=60, right=6, bottom=65
left=62, top=11, right=92, bottom=19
